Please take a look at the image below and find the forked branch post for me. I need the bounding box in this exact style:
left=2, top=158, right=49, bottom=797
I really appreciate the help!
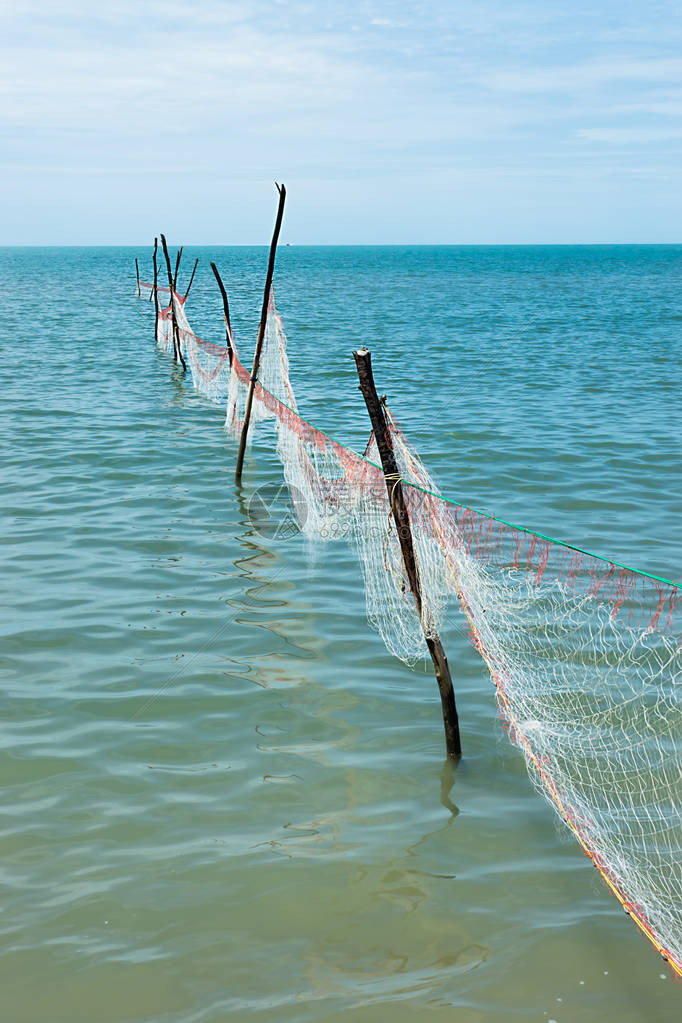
left=160, top=234, right=186, bottom=372
left=152, top=237, right=159, bottom=337
left=173, top=247, right=183, bottom=291
left=185, top=258, right=199, bottom=300
left=353, top=347, right=462, bottom=759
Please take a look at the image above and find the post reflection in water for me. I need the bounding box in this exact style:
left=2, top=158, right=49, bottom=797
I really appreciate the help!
left=439, top=757, right=460, bottom=818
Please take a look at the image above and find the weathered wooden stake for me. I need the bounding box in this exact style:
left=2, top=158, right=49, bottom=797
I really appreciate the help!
left=353, top=347, right=462, bottom=760
left=149, top=246, right=156, bottom=302
left=152, top=237, right=159, bottom=338
left=173, top=246, right=183, bottom=290
left=135, top=257, right=140, bottom=297
left=184, top=258, right=199, bottom=300
left=210, top=261, right=234, bottom=365
left=235, top=183, right=286, bottom=484
left=160, top=234, right=186, bottom=372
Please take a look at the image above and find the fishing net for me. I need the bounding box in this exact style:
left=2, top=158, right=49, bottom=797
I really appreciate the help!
left=156, top=302, right=172, bottom=353
left=138, top=280, right=165, bottom=301
left=142, top=281, right=681, bottom=977
left=218, top=290, right=681, bottom=977
left=154, top=292, right=235, bottom=405
left=226, top=292, right=296, bottom=434
left=184, top=333, right=233, bottom=404
left=155, top=292, right=187, bottom=355
left=399, top=475, right=682, bottom=977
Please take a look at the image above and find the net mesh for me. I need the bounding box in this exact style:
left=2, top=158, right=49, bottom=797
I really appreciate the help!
left=155, top=293, right=238, bottom=405
left=138, top=280, right=168, bottom=301
left=146, top=282, right=682, bottom=978
left=183, top=318, right=233, bottom=405
left=155, top=292, right=186, bottom=354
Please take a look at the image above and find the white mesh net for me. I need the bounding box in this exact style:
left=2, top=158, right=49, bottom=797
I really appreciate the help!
left=155, top=293, right=180, bottom=354
left=154, top=294, right=236, bottom=406
left=218, top=289, right=682, bottom=977
left=137, top=280, right=160, bottom=301
left=182, top=314, right=233, bottom=405
left=142, top=279, right=681, bottom=977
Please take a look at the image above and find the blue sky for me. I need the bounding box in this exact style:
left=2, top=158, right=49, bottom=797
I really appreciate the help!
left=2, top=1, right=682, bottom=243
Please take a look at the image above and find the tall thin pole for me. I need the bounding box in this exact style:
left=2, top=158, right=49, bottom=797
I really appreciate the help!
left=149, top=243, right=156, bottom=302
left=353, top=347, right=462, bottom=760
left=184, top=258, right=199, bottom=300
left=152, top=237, right=159, bottom=339
left=235, top=182, right=286, bottom=484
left=173, top=246, right=183, bottom=291
left=160, top=233, right=186, bottom=372
left=210, top=261, right=234, bottom=365
left=135, top=257, right=140, bottom=297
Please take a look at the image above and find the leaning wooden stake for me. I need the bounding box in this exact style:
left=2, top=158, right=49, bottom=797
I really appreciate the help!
left=160, top=234, right=186, bottom=372
left=152, top=237, right=159, bottom=338
left=173, top=246, right=183, bottom=291
left=184, top=258, right=199, bottom=300
left=353, top=347, right=462, bottom=759
left=235, top=182, right=287, bottom=484
left=210, top=261, right=234, bottom=365
left=135, top=257, right=141, bottom=297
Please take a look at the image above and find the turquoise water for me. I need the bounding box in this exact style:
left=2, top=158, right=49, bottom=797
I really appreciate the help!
left=1, top=245, right=680, bottom=1021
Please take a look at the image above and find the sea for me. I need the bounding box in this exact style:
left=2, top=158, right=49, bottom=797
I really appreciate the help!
left=1, top=245, right=680, bottom=1022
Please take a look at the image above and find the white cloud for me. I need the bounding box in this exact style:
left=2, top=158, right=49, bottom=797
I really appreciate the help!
left=482, top=58, right=682, bottom=94
left=577, top=127, right=682, bottom=144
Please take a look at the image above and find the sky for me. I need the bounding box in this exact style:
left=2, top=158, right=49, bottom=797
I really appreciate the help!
left=1, top=0, right=682, bottom=244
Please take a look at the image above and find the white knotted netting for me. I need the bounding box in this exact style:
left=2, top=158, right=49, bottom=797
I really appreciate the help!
left=148, top=279, right=682, bottom=978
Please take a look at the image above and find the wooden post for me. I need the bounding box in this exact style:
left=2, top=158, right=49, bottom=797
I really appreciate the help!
left=353, top=347, right=462, bottom=760
left=235, top=182, right=286, bottom=484
left=210, top=262, right=234, bottom=365
left=135, top=257, right=140, bottom=297
left=149, top=241, right=156, bottom=302
left=173, top=246, right=183, bottom=290
left=184, top=257, right=199, bottom=300
left=152, top=237, right=159, bottom=339
left=160, top=233, right=186, bottom=372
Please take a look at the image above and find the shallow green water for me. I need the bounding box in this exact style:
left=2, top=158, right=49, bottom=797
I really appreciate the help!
left=1, top=246, right=680, bottom=1021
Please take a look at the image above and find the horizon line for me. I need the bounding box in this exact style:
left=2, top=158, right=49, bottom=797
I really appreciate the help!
left=1, top=241, right=682, bottom=249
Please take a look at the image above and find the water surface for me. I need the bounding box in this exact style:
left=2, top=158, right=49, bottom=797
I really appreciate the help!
left=1, top=245, right=680, bottom=1021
